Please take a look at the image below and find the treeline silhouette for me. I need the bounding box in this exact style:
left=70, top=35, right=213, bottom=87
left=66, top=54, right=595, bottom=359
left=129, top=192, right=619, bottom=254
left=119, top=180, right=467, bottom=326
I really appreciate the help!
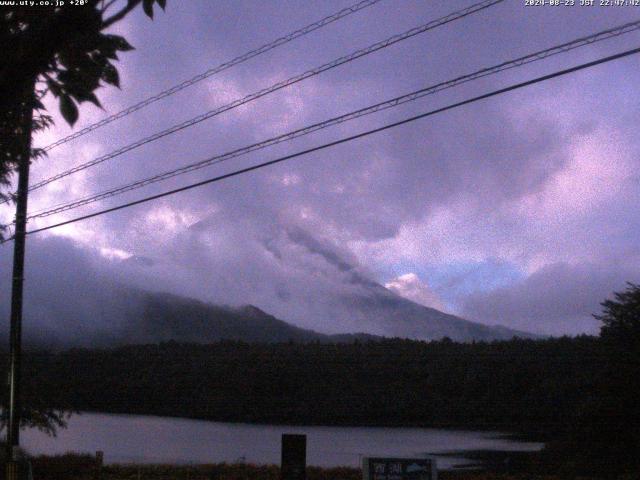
left=12, top=336, right=604, bottom=434
left=3, top=329, right=639, bottom=476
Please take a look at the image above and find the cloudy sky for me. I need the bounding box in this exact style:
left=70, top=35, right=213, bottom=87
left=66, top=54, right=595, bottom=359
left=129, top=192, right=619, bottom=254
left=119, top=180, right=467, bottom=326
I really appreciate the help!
left=2, top=0, right=639, bottom=337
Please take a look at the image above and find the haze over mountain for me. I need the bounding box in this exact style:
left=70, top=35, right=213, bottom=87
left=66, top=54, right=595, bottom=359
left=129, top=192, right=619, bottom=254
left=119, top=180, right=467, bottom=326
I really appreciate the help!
left=0, top=288, right=534, bottom=348
left=0, top=232, right=534, bottom=348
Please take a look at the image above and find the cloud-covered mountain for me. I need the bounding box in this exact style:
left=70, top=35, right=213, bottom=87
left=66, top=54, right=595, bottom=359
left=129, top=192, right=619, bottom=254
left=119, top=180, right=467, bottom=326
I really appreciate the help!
left=98, top=290, right=382, bottom=345
left=2, top=1, right=638, bottom=341
left=1, top=285, right=533, bottom=348
left=328, top=282, right=535, bottom=341
left=0, top=231, right=534, bottom=348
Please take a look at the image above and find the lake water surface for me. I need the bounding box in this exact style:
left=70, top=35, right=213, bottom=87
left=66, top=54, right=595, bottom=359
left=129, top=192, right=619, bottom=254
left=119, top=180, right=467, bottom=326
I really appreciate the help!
left=22, top=413, right=543, bottom=470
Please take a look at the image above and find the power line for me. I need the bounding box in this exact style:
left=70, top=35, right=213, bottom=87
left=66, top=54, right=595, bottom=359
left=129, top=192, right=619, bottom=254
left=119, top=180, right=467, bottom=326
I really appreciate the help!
left=23, top=18, right=640, bottom=220
left=40, top=0, right=385, bottom=152
left=6, top=45, right=636, bottom=242
left=24, top=0, right=504, bottom=194
left=28, top=0, right=503, bottom=192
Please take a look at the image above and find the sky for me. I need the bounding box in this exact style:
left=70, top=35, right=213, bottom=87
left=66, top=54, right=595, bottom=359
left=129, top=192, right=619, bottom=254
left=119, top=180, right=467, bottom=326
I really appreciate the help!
left=1, top=0, right=639, bottom=337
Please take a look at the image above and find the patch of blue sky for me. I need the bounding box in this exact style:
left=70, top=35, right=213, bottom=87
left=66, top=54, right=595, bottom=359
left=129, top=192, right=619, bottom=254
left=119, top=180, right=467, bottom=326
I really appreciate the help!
left=381, top=258, right=525, bottom=312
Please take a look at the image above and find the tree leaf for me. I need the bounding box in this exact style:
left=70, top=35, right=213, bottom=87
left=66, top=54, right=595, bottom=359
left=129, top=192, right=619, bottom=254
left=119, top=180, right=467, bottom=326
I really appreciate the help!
left=143, top=0, right=154, bottom=18
left=96, top=34, right=119, bottom=59
left=46, top=79, right=62, bottom=97
left=76, top=91, right=102, bottom=109
left=102, top=64, right=120, bottom=88
left=106, top=34, right=135, bottom=52
left=91, top=52, right=109, bottom=69
left=59, top=95, right=78, bottom=126
left=60, top=69, right=101, bottom=101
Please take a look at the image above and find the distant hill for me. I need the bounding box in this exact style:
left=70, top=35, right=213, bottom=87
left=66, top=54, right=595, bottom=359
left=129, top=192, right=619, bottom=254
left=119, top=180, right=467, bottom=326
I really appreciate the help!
left=111, top=288, right=537, bottom=345
left=3, top=288, right=383, bottom=348
left=97, top=288, right=536, bottom=345
left=4, top=285, right=534, bottom=348
left=118, top=290, right=380, bottom=344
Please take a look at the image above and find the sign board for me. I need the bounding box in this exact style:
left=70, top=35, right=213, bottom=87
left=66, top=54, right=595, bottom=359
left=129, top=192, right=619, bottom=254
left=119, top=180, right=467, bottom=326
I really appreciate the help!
left=363, top=457, right=437, bottom=480
left=281, top=434, right=307, bottom=480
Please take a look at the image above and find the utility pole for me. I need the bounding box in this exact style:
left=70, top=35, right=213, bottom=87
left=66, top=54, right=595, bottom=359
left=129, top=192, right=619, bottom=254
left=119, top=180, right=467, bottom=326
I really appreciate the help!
left=5, top=76, right=35, bottom=480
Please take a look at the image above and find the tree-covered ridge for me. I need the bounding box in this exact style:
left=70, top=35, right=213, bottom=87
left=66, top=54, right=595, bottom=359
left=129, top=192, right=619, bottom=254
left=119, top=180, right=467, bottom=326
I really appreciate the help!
left=11, top=336, right=602, bottom=432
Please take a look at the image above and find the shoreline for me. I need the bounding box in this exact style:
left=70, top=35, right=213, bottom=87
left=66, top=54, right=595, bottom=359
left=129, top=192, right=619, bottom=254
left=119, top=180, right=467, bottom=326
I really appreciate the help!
left=67, top=409, right=551, bottom=442
left=19, top=412, right=545, bottom=472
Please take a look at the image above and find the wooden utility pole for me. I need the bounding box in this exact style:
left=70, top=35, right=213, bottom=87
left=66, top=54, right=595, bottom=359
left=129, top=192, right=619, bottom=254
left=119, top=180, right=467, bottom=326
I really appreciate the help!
left=5, top=76, right=35, bottom=480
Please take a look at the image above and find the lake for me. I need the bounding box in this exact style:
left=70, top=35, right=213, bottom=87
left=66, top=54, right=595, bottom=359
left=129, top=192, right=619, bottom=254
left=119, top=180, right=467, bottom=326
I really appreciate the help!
left=21, top=413, right=543, bottom=470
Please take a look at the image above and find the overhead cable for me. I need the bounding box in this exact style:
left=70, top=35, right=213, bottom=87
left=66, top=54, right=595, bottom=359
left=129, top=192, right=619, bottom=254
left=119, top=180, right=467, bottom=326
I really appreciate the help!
left=2, top=45, right=634, bottom=242
left=25, top=0, right=504, bottom=194
left=40, top=0, right=386, bottom=152
left=24, top=19, right=640, bottom=220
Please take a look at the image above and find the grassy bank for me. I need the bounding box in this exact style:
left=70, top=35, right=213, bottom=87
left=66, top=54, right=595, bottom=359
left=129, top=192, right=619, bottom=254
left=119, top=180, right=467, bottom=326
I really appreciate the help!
left=19, top=454, right=636, bottom=480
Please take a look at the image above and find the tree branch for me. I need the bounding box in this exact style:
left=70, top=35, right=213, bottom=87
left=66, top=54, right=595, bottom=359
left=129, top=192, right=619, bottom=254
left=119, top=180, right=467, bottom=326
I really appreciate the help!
left=102, top=1, right=140, bottom=29
left=101, top=0, right=119, bottom=14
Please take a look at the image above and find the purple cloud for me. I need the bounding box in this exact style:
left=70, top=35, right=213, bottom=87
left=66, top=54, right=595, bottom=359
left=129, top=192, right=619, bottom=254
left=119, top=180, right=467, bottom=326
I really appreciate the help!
left=1, top=0, right=639, bottom=337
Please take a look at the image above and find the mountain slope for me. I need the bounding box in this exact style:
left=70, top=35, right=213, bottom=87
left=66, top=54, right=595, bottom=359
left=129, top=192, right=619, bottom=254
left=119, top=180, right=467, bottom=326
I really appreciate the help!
left=122, top=291, right=334, bottom=343
left=339, top=283, right=535, bottom=341
left=116, top=288, right=534, bottom=344
left=1, top=235, right=536, bottom=347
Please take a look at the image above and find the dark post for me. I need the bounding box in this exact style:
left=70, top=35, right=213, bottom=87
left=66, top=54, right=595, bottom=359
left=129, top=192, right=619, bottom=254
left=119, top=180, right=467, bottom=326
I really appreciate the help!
left=281, top=434, right=306, bottom=480
left=5, top=76, right=35, bottom=480
left=95, top=451, right=104, bottom=480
